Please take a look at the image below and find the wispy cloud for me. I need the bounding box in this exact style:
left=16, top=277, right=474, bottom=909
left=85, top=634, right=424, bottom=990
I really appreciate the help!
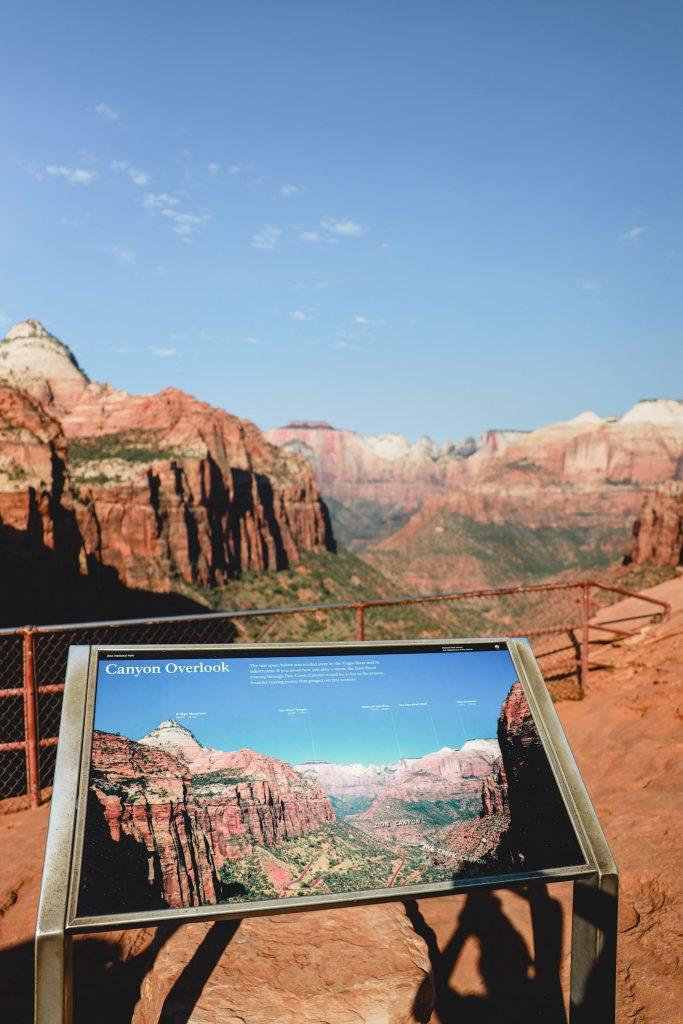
left=110, top=346, right=138, bottom=354
left=144, top=192, right=180, bottom=209
left=280, top=183, right=299, bottom=197
left=207, top=162, right=220, bottom=176
left=291, top=310, right=313, bottom=321
left=94, top=103, right=119, bottom=122
left=251, top=224, right=282, bottom=250
left=111, top=160, right=149, bottom=186
left=227, top=164, right=241, bottom=175
left=618, top=226, right=645, bottom=245
left=581, top=281, right=600, bottom=292
left=151, top=346, right=184, bottom=358
left=321, top=218, right=365, bottom=237
left=330, top=339, right=363, bottom=351
left=45, top=165, right=95, bottom=185
left=60, top=216, right=84, bottom=227
left=355, top=314, right=386, bottom=326
left=109, top=245, right=136, bottom=265
left=161, top=208, right=209, bottom=240
left=244, top=337, right=268, bottom=346
left=298, top=230, right=319, bottom=243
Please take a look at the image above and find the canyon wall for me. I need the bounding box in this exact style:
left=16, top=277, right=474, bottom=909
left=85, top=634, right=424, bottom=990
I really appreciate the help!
left=267, top=405, right=683, bottom=588
left=497, top=682, right=583, bottom=869
left=0, top=320, right=335, bottom=623
left=624, top=482, right=683, bottom=568
left=80, top=721, right=335, bottom=912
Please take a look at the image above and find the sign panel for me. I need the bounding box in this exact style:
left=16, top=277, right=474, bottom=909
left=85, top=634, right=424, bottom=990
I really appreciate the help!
left=69, top=640, right=586, bottom=924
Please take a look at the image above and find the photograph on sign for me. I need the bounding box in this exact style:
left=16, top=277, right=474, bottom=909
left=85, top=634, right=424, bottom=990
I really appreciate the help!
left=75, top=644, right=585, bottom=919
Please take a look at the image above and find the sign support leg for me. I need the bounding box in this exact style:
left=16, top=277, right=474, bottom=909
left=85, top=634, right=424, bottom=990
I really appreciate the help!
left=569, top=871, right=618, bottom=1023
left=35, top=929, right=72, bottom=1024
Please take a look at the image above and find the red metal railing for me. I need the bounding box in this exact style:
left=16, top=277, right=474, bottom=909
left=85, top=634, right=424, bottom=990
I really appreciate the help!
left=0, top=578, right=670, bottom=811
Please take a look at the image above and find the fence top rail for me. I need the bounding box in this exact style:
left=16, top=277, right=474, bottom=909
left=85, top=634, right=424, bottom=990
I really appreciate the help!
left=0, top=576, right=670, bottom=638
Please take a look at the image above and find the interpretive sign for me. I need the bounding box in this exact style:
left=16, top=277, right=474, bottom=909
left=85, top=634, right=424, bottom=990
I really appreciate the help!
left=36, top=639, right=618, bottom=1024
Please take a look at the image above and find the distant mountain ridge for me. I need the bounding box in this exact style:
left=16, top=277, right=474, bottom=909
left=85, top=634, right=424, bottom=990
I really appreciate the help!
left=267, top=403, right=683, bottom=589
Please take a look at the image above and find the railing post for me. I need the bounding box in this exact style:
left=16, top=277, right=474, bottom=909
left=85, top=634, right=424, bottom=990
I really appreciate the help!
left=580, top=584, right=591, bottom=695
left=22, top=628, right=41, bottom=808
left=357, top=603, right=365, bottom=641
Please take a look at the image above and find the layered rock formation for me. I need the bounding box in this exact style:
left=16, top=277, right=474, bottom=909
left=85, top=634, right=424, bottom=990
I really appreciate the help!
left=0, top=320, right=335, bottom=623
left=0, top=382, right=93, bottom=623
left=80, top=721, right=335, bottom=912
left=80, top=731, right=220, bottom=914
left=624, top=482, right=683, bottom=568
left=139, top=720, right=336, bottom=862
left=267, top=403, right=683, bottom=589
left=0, top=319, right=89, bottom=414
left=297, top=738, right=500, bottom=803
left=496, top=682, right=583, bottom=869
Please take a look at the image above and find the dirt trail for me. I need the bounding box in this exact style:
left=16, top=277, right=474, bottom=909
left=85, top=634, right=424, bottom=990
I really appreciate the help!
left=0, top=577, right=681, bottom=1022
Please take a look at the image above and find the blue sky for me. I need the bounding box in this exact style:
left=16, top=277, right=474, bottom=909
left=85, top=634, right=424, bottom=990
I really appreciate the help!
left=93, top=649, right=518, bottom=765
left=1, top=2, right=681, bottom=441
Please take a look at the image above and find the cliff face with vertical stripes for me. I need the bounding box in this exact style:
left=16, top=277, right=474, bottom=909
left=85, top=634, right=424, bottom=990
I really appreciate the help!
left=0, top=320, right=335, bottom=623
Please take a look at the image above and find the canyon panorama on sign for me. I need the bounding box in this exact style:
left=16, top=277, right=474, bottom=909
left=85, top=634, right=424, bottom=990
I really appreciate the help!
left=0, top=318, right=681, bottom=627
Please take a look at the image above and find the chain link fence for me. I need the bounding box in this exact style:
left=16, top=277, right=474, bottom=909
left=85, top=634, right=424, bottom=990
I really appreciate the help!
left=0, top=579, right=670, bottom=812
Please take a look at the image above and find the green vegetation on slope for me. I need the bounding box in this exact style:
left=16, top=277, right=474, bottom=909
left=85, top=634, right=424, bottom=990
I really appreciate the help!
left=69, top=429, right=186, bottom=466
left=368, top=511, right=624, bottom=590
left=181, top=548, right=443, bottom=642
left=325, top=496, right=415, bottom=551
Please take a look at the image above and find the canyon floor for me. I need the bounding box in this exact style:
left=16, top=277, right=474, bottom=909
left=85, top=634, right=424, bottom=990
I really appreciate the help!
left=0, top=577, right=681, bottom=1023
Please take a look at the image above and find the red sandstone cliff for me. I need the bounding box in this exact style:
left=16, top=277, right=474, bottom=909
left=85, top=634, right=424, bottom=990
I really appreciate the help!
left=623, top=482, right=683, bottom=568
left=87, top=731, right=220, bottom=910
left=267, top=405, right=683, bottom=587
left=0, top=320, right=335, bottom=622
left=139, top=720, right=336, bottom=862
left=81, top=722, right=336, bottom=912
left=496, top=682, right=583, bottom=869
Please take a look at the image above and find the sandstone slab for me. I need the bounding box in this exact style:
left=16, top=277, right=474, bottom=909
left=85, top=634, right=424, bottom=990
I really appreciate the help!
left=131, top=903, right=434, bottom=1024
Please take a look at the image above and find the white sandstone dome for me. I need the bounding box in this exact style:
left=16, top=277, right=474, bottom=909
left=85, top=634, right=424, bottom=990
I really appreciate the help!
left=0, top=319, right=89, bottom=413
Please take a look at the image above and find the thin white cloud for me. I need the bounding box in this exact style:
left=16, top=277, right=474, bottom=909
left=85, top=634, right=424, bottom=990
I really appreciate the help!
left=111, top=160, right=150, bottom=186
left=144, top=192, right=180, bottom=209
left=291, top=310, right=313, bottom=321
left=618, top=226, right=645, bottom=245
left=581, top=281, right=600, bottom=292
left=330, top=339, right=363, bottom=351
left=280, top=183, right=299, bottom=197
left=227, top=164, right=241, bottom=175
left=45, top=165, right=95, bottom=185
left=94, top=103, right=119, bottom=122
left=161, top=208, right=209, bottom=240
left=298, top=230, right=319, bottom=243
left=151, top=346, right=184, bottom=358
left=109, top=246, right=136, bottom=265
left=251, top=224, right=282, bottom=250
left=244, top=337, right=268, bottom=346
left=355, top=315, right=386, bottom=326
left=207, top=162, right=220, bottom=176
left=110, top=346, right=138, bottom=354
left=60, top=217, right=84, bottom=227
left=321, top=217, right=365, bottom=237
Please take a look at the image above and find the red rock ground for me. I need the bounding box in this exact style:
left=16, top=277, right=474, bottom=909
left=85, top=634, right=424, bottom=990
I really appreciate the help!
left=1, top=578, right=681, bottom=1023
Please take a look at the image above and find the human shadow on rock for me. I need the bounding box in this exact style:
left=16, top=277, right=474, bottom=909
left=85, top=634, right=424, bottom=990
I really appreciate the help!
left=407, top=884, right=567, bottom=1024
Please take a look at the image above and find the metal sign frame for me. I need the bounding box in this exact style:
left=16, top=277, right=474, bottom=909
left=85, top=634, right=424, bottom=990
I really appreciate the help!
left=35, top=638, right=618, bottom=1023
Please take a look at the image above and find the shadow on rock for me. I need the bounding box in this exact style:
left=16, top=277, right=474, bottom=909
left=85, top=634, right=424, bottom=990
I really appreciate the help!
left=406, top=883, right=567, bottom=1024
